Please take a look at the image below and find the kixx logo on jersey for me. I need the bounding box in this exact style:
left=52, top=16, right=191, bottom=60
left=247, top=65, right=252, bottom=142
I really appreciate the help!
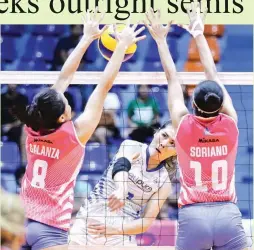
left=129, top=173, right=152, bottom=192
left=199, top=138, right=220, bottom=143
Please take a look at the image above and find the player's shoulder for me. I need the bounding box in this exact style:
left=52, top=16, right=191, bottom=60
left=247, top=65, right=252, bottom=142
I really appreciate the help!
left=59, top=120, right=77, bottom=136
left=59, top=121, right=85, bottom=147
left=115, top=140, right=143, bottom=159
left=219, top=113, right=238, bottom=125
left=175, top=114, right=193, bottom=136
left=119, top=140, right=144, bottom=155
left=217, top=113, right=239, bottom=133
left=178, top=113, right=193, bottom=124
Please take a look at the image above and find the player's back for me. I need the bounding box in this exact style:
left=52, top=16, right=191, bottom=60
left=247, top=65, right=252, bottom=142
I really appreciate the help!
left=175, top=113, right=238, bottom=206
left=21, top=120, right=84, bottom=230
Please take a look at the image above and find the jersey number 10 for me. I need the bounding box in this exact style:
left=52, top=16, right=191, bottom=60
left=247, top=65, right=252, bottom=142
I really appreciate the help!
left=190, top=160, right=228, bottom=191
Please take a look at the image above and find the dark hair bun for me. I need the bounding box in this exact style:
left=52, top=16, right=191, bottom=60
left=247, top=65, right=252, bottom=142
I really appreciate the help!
left=204, top=92, right=221, bottom=103
left=193, top=80, right=224, bottom=117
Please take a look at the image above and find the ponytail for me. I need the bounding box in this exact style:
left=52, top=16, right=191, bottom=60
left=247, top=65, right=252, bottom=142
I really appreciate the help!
left=13, top=88, right=65, bottom=132
left=14, top=102, right=44, bottom=131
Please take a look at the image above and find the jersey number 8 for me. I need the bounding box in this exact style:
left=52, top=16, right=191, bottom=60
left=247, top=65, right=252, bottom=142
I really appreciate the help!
left=31, top=159, right=48, bottom=188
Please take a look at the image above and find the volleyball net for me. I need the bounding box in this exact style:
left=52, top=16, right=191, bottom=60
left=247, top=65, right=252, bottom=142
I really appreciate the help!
left=0, top=71, right=253, bottom=248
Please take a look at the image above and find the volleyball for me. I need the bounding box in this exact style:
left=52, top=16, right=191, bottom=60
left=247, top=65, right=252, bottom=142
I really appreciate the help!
left=98, top=24, right=137, bottom=62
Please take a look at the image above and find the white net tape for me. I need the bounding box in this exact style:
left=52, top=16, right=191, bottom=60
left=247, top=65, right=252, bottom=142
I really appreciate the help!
left=0, top=71, right=253, bottom=85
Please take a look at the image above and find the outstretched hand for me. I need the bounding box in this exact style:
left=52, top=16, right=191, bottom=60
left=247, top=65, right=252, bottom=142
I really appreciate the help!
left=143, top=8, right=172, bottom=43
left=113, top=20, right=146, bottom=48
left=82, top=7, right=109, bottom=41
left=178, top=1, right=208, bottom=38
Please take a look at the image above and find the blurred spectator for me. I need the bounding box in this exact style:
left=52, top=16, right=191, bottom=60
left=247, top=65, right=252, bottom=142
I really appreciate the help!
left=80, top=85, right=95, bottom=108
left=1, top=189, right=25, bottom=250
left=127, top=85, right=160, bottom=143
left=183, top=84, right=195, bottom=112
left=64, top=91, right=76, bottom=118
left=1, top=85, right=28, bottom=162
left=51, top=25, right=84, bottom=70
left=14, top=166, right=26, bottom=194
left=1, top=84, right=28, bottom=143
left=91, top=93, right=121, bottom=144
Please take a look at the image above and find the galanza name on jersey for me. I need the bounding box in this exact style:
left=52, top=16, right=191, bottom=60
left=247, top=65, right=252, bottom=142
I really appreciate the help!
left=190, top=145, right=228, bottom=158
left=29, top=143, right=60, bottom=159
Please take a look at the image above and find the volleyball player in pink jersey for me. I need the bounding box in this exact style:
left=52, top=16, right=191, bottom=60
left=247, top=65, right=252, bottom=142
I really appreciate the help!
left=14, top=9, right=146, bottom=250
left=145, top=3, right=249, bottom=250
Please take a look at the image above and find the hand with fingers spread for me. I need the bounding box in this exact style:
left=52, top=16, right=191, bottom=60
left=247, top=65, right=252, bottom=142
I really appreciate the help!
left=82, top=7, right=109, bottom=41
left=144, top=8, right=172, bottom=44
left=113, top=20, right=146, bottom=49
left=52, top=7, right=108, bottom=93
left=179, top=1, right=208, bottom=38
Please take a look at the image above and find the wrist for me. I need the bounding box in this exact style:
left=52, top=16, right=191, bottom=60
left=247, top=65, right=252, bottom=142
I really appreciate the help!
left=195, top=31, right=205, bottom=39
left=80, top=35, right=94, bottom=45
left=156, top=38, right=167, bottom=46
left=192, top=30, right=204, bottom=39
left=117, top=41, right=129, bottom=51
left=190, top=20, right=204, bottom=38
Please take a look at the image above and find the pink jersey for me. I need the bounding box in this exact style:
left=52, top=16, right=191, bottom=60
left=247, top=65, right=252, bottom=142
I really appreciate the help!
left=21, top=121, right=85, bottom=231
left=175, top=114, right=238, bottom=207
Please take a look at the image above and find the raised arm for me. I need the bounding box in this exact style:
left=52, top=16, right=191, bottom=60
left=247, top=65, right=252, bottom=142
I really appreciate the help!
left=182, top=2, right=237, bottom=122
left=52, top=8, right=108, bottom=93
left=74, top=23, right=146, bottom=145
left=144, top=9, right=189, bottom=130
left=88, top=179, right=171, bottom=236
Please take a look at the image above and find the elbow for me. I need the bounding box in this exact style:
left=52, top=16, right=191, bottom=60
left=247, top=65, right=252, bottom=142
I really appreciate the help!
left=112, top=158, right=131, bottom=180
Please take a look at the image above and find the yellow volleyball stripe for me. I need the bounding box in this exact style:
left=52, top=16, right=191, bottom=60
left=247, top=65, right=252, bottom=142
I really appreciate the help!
left=100, top=29, right=117, bottom=52
left=100, top=26, right=137, bottom=55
